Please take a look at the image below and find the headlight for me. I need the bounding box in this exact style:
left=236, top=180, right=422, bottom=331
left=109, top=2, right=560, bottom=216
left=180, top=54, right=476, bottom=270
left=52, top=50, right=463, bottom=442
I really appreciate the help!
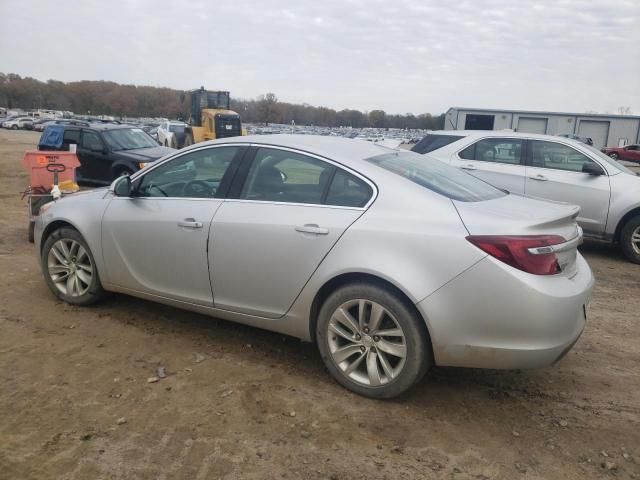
left=39, top=201, right=55, bottom=215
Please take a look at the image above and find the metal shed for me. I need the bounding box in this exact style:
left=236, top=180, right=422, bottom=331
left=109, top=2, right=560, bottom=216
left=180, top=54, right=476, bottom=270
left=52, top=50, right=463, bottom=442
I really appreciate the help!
left=445, top=107, right=640, bottom=149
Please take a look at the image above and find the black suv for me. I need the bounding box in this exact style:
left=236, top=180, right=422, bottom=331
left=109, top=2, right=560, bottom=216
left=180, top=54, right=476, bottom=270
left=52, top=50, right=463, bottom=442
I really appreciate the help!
left=38, top=123, right=175, bottom=185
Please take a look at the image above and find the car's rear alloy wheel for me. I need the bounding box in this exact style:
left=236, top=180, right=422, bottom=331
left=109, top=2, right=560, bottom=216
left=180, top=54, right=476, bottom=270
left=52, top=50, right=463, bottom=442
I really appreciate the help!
left=317, top=283, right=431, bottom=398
left=42, top=228, right=106, bottom=305
left=328, top=299, right=406, bottom=386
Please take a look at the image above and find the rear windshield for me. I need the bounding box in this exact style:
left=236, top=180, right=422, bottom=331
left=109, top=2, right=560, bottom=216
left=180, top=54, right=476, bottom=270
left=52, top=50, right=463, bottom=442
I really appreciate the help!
left=169, top=124, right=185, bottom=133
left=411, top=134, right=464, bottom=154
left=366, top=152, right=506, bottom=202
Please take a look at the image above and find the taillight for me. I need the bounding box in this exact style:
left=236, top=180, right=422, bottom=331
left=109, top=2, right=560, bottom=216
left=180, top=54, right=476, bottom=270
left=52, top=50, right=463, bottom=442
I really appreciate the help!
left=466, top=235, right=565, bottom=275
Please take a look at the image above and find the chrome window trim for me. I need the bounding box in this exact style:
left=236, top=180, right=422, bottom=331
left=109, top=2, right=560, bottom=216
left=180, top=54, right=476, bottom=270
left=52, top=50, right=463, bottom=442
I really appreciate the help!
left=125, top=142, right=378, bottom=209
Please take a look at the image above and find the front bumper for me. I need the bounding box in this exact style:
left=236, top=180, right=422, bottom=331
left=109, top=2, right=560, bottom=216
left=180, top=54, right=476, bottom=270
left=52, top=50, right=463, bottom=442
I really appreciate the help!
left=417, top=253, right=594, bottom=370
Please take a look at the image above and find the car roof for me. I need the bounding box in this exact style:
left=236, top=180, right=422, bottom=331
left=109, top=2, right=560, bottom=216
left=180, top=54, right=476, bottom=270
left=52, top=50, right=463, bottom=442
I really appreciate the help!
left=62, top=123, right=136, bottom=131
left=199, top=134, right=399, bottom=167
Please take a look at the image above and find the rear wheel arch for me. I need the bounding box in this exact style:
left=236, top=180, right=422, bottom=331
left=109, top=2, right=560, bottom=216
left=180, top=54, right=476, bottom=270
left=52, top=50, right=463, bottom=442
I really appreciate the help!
left=309, top=272, right=434, bottom=360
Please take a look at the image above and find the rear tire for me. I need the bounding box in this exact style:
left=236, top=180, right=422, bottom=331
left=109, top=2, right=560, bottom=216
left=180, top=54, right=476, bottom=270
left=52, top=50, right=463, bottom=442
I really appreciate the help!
left=28, top=221, right=35, bottom=243
left=11, top=125, right=18, bottom=130
left=41, top=227, right=106, bottom=305
left=620, top=215, right=640, bottom=264
left=184, top=131, right=194, bottom=147
left=316, top=282, right=431, bottom=399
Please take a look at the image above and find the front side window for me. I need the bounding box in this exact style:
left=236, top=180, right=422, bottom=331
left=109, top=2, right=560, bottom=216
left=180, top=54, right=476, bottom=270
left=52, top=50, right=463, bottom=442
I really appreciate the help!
left=241, top=148, right=334, bottom=204
left=367, top=151, right=506, bottom=202
left=137, top=146, right=240, bottom=198
left=102, top=128, right=158, bottom=151
left=80, top=131, right=103, bottom=150
left=531, top=140, right=596, bottom=173
left=460, top=138, right=524, bottom=165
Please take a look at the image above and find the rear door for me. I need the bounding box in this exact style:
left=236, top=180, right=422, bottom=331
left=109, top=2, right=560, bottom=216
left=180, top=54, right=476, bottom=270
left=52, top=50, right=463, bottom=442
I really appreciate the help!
left=209, top=146, right=374, bottom=318
left=524, top=139, right=611, bottom=236
left=450, top=137, right=526, bottom=194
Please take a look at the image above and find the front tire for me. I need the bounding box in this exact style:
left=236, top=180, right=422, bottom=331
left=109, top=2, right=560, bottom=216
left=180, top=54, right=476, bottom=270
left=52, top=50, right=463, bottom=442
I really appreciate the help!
left=184, top=131, right=194, bottom=147
left=41, top=227, right=106, bottom=305
left=609, top=152, right=619, bottom=160
left=620, top=216, right=640, bottom=264
left=316, top=283, right=431, bottom=399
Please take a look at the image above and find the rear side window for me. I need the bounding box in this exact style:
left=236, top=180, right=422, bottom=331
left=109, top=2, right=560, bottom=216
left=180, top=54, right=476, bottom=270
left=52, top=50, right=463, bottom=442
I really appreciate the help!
left=62, top=128, right=80, bottom=144
left=367, top=152, right=506, bottom=202
left=326, top=169, right=372, bottom=207
left=460, top=138, right=523, bottom=165
left=412, top=134, right=464, bottom=154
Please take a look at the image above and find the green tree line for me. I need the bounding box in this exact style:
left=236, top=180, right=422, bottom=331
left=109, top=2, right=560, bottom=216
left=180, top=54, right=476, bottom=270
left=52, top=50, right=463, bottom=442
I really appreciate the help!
left=0, top=73, right=444, bottom=129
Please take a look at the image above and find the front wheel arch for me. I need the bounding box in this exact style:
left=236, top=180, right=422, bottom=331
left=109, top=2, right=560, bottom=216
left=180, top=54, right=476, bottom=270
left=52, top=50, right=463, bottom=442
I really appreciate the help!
left=40, top=220, right=77, bottom=255
left=309, top=272, right=434, bottom=363
left=614, top=207, right=640, bottom=243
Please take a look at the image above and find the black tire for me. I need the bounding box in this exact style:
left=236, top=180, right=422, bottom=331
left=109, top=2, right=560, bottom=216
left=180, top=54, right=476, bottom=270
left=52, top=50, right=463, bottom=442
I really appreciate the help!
left=184, top=131, right=194, bottom=147
left=11, top=125, right=18, bottom=130
left=620, top=215, right=640, bottom=264
left=28, top=221, right=35, bottom=243
left=170, top=137, right=177, bottom=149
left=316, top=282, right=431, bottom=399
left=41, top=227, right=106, bottom=305
left=164, top=140, right=169, bottom=147
left=609, top=152, right=619, bottom=160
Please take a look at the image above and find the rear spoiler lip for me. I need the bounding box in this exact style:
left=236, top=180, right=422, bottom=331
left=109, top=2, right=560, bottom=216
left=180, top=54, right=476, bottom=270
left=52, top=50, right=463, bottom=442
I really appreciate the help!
left=528, top=226, right=583, bottom=255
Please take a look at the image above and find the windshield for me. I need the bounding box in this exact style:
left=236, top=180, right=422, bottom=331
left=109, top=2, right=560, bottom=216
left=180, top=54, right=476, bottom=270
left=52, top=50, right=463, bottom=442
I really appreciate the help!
left=367, top=151, right=506, bottom=202
left=583, top=144, right=636, bottom=175
left=169, top=124, right=185, bottom=133
left=102, top=128, right=158, bottom=151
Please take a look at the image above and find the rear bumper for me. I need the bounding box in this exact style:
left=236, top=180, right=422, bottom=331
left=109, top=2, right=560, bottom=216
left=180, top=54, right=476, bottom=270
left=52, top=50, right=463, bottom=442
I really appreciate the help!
left=417, top=253, right=593, bottom=370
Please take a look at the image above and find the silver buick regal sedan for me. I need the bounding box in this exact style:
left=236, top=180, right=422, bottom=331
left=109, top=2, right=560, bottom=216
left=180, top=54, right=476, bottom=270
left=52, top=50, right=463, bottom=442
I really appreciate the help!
left=35, top=135, right=594, bottom=398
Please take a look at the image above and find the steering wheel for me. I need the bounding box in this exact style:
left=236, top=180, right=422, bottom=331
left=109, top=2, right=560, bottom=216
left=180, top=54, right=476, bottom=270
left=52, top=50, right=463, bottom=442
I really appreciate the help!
left=182, top=180, right=213, bottom=197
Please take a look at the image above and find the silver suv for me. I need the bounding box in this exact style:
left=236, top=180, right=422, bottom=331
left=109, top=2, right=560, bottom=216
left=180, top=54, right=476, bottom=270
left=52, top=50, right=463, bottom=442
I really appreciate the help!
left=414, top=131, right=640, bottom=263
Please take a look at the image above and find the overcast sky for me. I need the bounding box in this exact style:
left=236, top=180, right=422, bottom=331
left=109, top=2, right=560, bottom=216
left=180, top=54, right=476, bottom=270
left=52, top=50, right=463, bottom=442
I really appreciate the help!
left=1, top=0, right=638, bottom=115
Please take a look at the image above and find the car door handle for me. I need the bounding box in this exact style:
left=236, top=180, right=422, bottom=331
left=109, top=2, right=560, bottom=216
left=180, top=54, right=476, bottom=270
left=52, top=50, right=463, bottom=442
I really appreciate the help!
left=295, top=224, right=329, bottom=235
left=178, top=218, right=203, bottom=229
left=528, top=174, right=548, bottom=181
left=460, top=164, right=477, bottom=171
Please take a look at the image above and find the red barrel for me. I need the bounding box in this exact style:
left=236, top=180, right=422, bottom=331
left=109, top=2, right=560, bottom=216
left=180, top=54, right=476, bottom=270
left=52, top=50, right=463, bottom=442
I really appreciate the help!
left=22, top=151, right=80, bottom=189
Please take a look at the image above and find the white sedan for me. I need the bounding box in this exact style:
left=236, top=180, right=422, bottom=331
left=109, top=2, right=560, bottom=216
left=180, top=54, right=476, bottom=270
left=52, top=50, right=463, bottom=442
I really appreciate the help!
left=157, top=121, right=187, bottom=148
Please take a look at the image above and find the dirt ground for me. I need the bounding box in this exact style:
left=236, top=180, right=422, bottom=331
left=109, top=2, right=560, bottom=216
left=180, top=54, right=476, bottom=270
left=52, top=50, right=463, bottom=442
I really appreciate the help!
left=0, top=129, right=639, bottom=480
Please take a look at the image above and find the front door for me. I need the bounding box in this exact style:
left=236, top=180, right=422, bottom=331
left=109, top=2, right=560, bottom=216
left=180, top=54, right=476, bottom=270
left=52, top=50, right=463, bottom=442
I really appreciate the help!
left=101, top=145, right=244, bottom=304
left=524, top=139, right=611, bottom=236
left=450, top=137, right=526, bottom=194
left=210, top=147, right=371, bottom=318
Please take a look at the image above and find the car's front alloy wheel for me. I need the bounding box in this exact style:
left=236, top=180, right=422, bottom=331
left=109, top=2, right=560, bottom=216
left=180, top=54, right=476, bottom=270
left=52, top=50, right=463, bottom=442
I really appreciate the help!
left=620, top=216, right=640, bottom=264
left=317, top=283, right=431, bottom=398
left=42, top=228, right=106, bottom=305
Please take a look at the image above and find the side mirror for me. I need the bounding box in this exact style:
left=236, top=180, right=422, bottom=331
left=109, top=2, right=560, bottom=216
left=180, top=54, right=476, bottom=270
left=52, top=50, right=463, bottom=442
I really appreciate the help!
left=113, top=175, right=132, bottom=197
left=582, top=162, right=604, bottom=176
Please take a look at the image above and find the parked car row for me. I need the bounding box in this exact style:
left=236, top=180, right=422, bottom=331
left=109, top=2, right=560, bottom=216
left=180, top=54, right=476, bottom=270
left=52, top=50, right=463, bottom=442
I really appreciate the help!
left=1, top=115, right=34, bottom=129
left=412, top=131, right=640, bottom=263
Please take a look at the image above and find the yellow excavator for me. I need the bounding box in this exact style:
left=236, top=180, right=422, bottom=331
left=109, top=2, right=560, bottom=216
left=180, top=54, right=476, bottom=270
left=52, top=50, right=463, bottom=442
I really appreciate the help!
left=182, top=87, right=245, bottom=146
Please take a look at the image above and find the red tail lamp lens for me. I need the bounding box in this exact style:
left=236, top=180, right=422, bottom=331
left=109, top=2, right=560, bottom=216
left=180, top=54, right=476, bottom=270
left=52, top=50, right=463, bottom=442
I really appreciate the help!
left=466, top=235, right=565, bottom=275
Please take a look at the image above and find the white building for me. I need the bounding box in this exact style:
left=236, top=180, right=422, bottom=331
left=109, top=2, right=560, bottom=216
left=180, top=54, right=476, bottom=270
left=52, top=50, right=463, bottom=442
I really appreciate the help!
left=445, top=107, right=640, bottom=149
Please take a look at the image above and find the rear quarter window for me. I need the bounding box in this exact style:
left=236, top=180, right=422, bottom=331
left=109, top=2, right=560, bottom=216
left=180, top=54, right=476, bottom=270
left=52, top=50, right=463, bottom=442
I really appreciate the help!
left=367, top=152, right=506, bottom=202
left=411, top=134, right=464, bottom=154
